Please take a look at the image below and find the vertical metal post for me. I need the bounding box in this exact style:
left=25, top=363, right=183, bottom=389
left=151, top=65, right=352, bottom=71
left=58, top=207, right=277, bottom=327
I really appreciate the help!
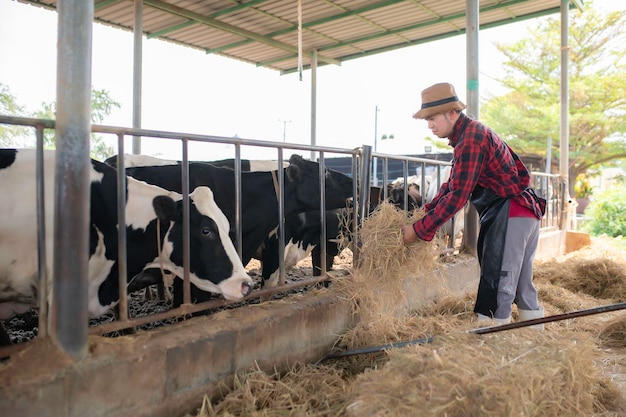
left=351, top=155, right=361, bottom=265
left=35, top=126, right=49, bottom=339
left=132, top=0, right=143, bottom=154
left=277, top=149, right=286, bottom=285
left=359, top=146, right=373, bottom=227
left=181, top=139, right=191, bottom=305
left=372, top=105, right=379, bottom=186
left=310, top=50, right=317, bottom=161
left=116, top=134, right=129, bottom=322
left=559, top=0, right=571, bottom=229
left=234, top=144, right=243, bottom=259
left=53, top=0, right=93, bottom=360
left=463, top=0, right=479, bottom=256
left=318, top=151, right=327, bottom=276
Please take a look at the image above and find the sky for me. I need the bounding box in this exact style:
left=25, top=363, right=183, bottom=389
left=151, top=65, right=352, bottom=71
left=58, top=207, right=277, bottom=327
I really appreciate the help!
left=0, top=0, right=620, bottom=160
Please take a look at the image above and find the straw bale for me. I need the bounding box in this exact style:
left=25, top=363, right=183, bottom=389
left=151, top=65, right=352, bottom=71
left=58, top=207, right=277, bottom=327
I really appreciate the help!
left=346, top=331, right=618, bottom=417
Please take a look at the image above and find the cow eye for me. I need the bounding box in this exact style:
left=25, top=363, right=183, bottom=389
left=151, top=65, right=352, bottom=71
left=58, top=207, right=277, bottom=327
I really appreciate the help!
left=201, top=226, right=216, bottom=239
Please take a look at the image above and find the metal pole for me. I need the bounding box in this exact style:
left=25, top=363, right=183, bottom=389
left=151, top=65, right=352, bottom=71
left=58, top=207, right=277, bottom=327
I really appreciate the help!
left=320, top=302, right=626, bottom=361
left=310, top=50, right=317, bottom=161
left=132, top=0, right=143, bottom=154
left=463, top=0, right=480, bottom=256
left=53, top=0, right=93, bottom=360
left=373, top=105, right=379, bottom=186
left=560, top=0, right=571, bottom=229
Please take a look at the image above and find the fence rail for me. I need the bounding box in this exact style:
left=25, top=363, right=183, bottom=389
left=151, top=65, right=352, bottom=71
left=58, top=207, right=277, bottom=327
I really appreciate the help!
left=0, top=115, right=566, bottom=357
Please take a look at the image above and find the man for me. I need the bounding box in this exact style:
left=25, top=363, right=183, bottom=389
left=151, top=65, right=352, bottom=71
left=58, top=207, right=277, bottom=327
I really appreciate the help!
left=401, top=82, right=546, bottom=326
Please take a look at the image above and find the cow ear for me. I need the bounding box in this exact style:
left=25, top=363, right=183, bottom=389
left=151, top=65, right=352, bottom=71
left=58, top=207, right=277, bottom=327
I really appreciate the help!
left=286, top=164, right=301, bottom=183
left=153, top=195, right=177, bottom=222
left=288, top=154, right=302, bottom=164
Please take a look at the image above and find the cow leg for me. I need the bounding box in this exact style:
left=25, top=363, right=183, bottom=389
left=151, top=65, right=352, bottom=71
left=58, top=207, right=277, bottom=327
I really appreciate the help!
left=260, top=234, right=281, bottom=288
left=311, top=243, right=339, bottom=288
left=0, top=322, right=12, bottom=347
left=128, top=269, right=171, bottom=302
left=112, top=304, right=137, bottom=335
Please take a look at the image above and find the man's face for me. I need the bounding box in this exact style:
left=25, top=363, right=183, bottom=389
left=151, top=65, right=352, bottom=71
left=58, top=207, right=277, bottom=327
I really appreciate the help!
left=425, top=112, right=454, bottom=138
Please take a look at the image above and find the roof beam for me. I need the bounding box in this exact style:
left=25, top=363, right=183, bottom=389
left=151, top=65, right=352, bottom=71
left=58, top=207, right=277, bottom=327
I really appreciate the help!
left=208, top=0, right=405, bottom=56
left=142, top=0, right=340, bottom=66
left=147, top=0, right=270, bottom=39
left=280, top=5, right=574, bottom=75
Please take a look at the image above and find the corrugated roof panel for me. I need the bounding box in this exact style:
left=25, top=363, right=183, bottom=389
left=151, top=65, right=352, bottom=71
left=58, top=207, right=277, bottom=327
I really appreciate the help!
left=16, top=0, right=580, bottom=74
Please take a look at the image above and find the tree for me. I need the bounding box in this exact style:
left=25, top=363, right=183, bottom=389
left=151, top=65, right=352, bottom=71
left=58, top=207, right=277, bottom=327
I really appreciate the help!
left=0, top=83, right=30, bottom=146
left=32, top=88, right=120, bottom=161
left=1, top=83, right=120, bottom=161
left=481, top=2, right=626, bottom=197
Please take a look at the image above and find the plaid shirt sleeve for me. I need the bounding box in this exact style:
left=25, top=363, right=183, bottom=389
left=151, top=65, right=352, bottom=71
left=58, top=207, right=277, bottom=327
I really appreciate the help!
left=414, top=114, right=543, bottom=241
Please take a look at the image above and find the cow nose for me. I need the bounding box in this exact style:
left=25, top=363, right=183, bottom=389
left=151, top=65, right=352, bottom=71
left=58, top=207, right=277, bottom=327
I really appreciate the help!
left=241, top=281, right=254, bottom=297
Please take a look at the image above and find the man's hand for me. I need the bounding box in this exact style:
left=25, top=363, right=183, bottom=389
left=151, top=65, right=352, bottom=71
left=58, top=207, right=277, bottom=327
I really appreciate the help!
left=401, top=224, right=419, bottom=245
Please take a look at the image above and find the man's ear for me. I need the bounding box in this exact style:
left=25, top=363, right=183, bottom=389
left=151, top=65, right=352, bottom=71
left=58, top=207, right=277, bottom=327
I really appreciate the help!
left=448, top=109, right=461, bottom=121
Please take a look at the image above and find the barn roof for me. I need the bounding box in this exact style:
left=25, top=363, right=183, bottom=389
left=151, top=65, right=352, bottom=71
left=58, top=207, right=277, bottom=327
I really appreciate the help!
left=17, top=0, right=582, bottom=75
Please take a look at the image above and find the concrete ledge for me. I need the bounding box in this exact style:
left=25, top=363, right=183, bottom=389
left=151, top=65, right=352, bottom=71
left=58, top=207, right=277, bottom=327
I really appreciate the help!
left=0, top=292, right=355, bottom=417
left=536, top=229, right=566, bottom=261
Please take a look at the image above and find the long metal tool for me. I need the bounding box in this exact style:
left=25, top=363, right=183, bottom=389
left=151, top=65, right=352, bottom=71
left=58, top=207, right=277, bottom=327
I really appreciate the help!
left=319, top=302, right=626, bottom=361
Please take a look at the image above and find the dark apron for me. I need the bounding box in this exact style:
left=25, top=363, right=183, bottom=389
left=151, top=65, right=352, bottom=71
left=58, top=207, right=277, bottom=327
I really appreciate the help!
left=470, top=185, right=510, bottom=317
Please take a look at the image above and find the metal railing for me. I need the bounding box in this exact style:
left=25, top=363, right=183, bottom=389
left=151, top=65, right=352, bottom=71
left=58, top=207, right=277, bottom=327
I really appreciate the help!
left=0, top=115, right=567, bottom=358
left=0, top=115, right=362, bottom=354
left=530, top=172, right=562, bottom=231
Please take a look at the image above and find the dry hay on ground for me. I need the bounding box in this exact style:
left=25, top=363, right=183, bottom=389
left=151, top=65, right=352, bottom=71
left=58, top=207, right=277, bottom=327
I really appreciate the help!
left=192, top=296, right=625, bottom=417
left=534, top=238, right=626, bottom=302
left=193, top=362, right=350, bottom=417
left=598, top=314, right=626, bottom=349
left=190, top=231, right=626, bottom=417
left=346, top=330, right=622, bottom=417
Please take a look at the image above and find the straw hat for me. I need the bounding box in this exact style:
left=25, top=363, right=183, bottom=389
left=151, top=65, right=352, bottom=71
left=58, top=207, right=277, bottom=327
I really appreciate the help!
left=413, top=82, right=466, bottom=119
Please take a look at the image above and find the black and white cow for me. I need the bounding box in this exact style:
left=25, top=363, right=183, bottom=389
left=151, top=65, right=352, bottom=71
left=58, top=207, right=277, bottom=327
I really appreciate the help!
left=104, top=153, right=288, bottom=172
left=119, top=154, right=354, bottom=304
left=258, top=185, right=421, bottom=288
left=0, top=148, right=253, bottom=323
left=259, top=209, right=344, bottom=288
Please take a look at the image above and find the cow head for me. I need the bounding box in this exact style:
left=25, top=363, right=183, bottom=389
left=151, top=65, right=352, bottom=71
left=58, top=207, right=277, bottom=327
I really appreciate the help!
left=149, top=186, right=254, bottom=301
left=286, top=154, right=353, bottom=210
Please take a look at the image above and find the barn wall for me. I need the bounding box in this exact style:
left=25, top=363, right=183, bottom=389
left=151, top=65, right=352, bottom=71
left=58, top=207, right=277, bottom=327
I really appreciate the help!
left=0, top=232, right=563, bottom=417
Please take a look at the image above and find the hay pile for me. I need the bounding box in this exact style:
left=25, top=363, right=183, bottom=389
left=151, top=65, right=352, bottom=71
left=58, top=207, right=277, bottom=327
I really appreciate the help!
left=189, top=222, right=626, bottom=417
left=534, top=239, right=626, bottom=302
left=338, top=203, right=443, bottom=320
left=346, top=331, right=620, bottom=417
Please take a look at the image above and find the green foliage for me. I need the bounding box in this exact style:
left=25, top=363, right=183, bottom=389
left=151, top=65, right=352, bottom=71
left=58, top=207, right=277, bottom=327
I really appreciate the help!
left=1, top=85, right=120, bottom=161
left=481, top=2, right=626, bottom=196
left=581, top=187, right=626, bottom=237
left=574, top=175, right=594, bottom=198
left=0, top=83, right=30, bottom=146
left=31, top=88, right=120, bottom=160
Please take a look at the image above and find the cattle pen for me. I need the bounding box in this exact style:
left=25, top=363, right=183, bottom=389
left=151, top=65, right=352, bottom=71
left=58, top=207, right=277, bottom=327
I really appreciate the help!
left=0, top=114, right=572, bottom=417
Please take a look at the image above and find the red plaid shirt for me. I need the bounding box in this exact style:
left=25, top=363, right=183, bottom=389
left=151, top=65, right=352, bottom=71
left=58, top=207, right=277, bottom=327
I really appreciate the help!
left=413, top=113, right=544, bottom=241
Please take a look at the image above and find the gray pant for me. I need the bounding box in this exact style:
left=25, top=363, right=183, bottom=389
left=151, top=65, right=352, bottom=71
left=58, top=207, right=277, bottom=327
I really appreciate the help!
left=494, top=217, right=541, bottom=319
